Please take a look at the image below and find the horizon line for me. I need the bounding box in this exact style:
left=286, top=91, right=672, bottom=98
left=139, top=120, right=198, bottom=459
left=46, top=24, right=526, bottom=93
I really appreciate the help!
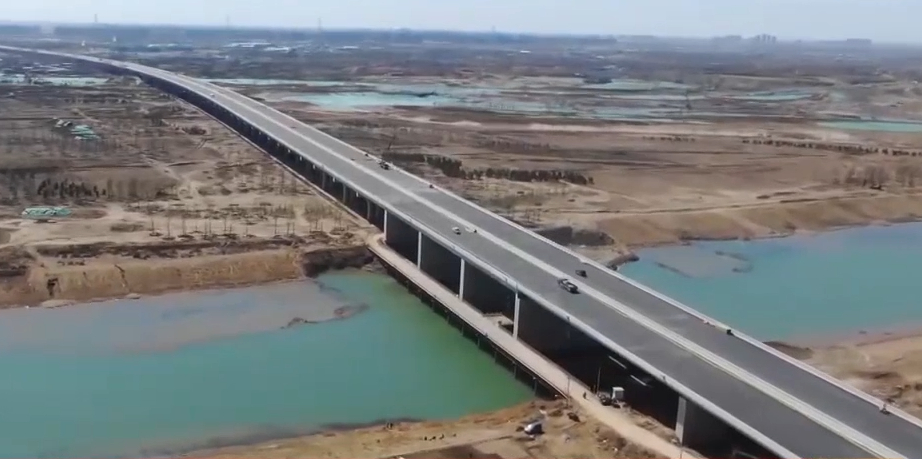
left=0, top=18, right=916, bottom=46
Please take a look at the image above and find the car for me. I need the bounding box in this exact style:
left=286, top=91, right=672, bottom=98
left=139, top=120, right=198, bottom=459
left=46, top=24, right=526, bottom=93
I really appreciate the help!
left=378, top=161, right=390, bottom=170
left=575, top=269, right=587, bottom=278
left=557, top=278, right=579, bottom=293
left=452, top=227, right=461, bottom=235
left=209, top=93, right=215, bottom=98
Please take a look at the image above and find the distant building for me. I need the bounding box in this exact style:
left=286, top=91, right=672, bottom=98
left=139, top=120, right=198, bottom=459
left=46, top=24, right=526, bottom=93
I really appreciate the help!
left=750, top=34, right=778, bottom=44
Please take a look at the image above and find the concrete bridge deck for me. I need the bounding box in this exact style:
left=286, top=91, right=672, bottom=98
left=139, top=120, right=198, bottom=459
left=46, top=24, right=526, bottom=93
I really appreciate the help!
left=367, top=234, right=689, bottom=458
left=6, top=45, right=922, bottom=458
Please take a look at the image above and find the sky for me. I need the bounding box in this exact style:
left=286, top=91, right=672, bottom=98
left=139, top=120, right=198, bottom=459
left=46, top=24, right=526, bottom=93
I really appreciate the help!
left=1, top=0, right=920, bottom=43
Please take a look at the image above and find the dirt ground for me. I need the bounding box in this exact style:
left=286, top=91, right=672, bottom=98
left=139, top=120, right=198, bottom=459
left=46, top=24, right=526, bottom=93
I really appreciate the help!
left=197, top=400, right=660, bottom=459
left=298, top=109, right=922, bottom=265
left=0, top=74, right=368, bottom=307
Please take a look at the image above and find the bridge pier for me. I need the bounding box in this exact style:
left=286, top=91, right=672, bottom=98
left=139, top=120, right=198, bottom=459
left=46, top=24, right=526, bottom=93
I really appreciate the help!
left=460, top=260, right=514, bottom=317
left=513, top=294, right=521, bottom=338
left=418, top=233, right=461, bottom=294
left=676, top=396, right=733, bottom=456
left=516, top=294, right=596, bottom=355
left=458, top=259, right=465, bottom=299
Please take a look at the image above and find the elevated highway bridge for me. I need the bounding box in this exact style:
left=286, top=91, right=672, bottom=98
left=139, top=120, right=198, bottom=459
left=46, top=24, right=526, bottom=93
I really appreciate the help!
left=5, top=45, right=922, bottom=459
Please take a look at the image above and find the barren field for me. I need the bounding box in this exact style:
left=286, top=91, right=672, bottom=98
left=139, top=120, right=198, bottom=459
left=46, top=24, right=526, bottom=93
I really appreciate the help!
left=0, top=71, right=368, bottom=307
left=280, top=101, right=922, bottom=267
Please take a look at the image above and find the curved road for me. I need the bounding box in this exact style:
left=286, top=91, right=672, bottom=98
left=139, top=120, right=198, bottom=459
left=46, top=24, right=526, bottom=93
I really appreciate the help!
left=5, top=45, right=922, bottom=459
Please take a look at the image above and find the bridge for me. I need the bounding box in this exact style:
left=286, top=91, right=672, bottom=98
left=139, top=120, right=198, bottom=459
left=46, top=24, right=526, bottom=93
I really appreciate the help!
left=5, top=45, right=922, bottom=459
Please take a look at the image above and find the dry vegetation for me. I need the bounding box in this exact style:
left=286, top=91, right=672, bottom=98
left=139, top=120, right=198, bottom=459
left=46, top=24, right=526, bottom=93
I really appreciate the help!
left=0, top=75, right=368, bottom=307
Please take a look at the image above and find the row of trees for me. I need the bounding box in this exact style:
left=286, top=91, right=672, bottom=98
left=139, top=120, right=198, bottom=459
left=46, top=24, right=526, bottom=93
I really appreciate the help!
left=833, top=164, right=922, bottom=188
left=381, top=151, right=594, bottom=185
left=0, top=172, right=168, bottom=205
left=745, top=137, right=922, bottom=157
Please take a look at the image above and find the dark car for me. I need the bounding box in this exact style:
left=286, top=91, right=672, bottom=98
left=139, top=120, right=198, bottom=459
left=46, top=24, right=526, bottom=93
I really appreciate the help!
left=575, top=269, right=587, bottom=278
left=557, top=278, right=579, bottom=293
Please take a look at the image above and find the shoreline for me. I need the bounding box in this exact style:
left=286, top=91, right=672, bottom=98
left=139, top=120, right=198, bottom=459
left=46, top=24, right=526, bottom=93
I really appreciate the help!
left=185, top=400, right=567, bottom=459
left=168, top=416, right=426, bottom=458
left=616, top=217, right=922, bottom=266
left=595, top=192, right=922, bottom=268
left=0, top=243, right=375, bottom=309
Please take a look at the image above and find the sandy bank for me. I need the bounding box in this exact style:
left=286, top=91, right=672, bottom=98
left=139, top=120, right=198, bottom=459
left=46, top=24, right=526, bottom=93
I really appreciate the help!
left=194, top=399, right=659, bottom=459
left=602, top=193, right=922, bottom=250
left=768, top=327, right=922, bottom=419
left=0, top=244, right=373, bottom=308
left=560, top=193, right=922, bottom=268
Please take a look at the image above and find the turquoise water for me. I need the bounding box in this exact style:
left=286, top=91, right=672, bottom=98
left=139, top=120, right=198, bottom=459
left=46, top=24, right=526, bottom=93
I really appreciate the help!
left=282, top=90, right=687, bottom=122
left=584, top=79, right=691, bottom=91
left=731, top=90, right=815, bottom=101
left=288, top=91, right=459, bottom=110
left=820, top=120, right=922, bottom=133
left=208, top=78, right=349, bottom=87
left=0, top=272, right=531, bottom=458
left=620, top=223, right=922, bottom=341
left=0, top=74, right=109, bottom=86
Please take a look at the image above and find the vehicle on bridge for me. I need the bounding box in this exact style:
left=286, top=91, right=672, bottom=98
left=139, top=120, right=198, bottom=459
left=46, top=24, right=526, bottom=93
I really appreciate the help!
left=557, top=278, right=579, bottom=293
left=378, top=160, right=390, bottom=170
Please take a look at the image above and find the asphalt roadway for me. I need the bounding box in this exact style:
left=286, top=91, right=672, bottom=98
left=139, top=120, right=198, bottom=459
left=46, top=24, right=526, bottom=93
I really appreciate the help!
left=7, top=46, right=922, bottom=458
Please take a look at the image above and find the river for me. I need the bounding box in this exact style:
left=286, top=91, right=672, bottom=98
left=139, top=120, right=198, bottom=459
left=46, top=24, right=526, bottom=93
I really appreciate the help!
left=0, top=271, right=532, bottom=458
left=620, top=222, right=922, bottom=341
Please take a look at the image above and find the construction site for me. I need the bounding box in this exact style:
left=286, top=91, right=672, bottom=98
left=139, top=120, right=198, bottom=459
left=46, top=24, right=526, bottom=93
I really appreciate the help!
left=4, top=24, right=922, bottom=459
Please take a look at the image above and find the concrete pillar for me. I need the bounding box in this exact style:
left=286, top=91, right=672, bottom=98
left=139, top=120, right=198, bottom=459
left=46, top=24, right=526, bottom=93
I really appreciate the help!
left=459, top=259, right=466, bottom=299
left=383, top=210, right=389, bottom=241
left=417, top=232, right=423, bottom=267
left=366, top=200, right=372, bottom=220
left=321, top=172, right=327, bottom=189
left=513, top=293, right=521, bottom=338
left=675, top=395, right=730, bottom=451
left=675, top=396, right=688, bottom=442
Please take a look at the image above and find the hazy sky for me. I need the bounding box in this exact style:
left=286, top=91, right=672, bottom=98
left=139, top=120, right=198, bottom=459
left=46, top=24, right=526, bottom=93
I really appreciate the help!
left=2, top=0, right=918, bottom=43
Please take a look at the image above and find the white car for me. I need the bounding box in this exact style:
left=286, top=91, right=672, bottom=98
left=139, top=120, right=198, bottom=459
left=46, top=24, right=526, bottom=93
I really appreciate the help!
left=452, top=227, right=461, bottom=235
